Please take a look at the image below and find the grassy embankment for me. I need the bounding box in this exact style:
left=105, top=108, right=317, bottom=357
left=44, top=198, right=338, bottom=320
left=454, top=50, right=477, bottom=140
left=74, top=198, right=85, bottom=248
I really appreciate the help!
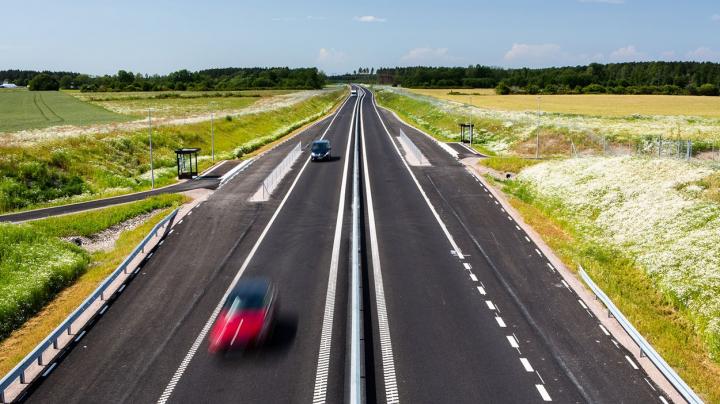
left=0, top=88, right=346, bottom=213
left=0, top=89, right=130, bottom=132
left=0, top=194, right=184, bottom=342
left=376, top=89, right=720, bottom=402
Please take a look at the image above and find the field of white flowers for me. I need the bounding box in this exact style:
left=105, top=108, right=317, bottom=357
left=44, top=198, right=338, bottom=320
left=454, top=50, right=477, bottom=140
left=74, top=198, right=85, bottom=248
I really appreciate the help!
left=379, top=86, right=720, bottom=155
left=517, top=156, right=720, bottom=352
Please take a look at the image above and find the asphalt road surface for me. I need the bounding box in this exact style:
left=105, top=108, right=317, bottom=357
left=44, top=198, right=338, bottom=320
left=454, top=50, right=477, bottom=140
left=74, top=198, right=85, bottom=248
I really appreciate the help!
left=18, top=86, right=669, bottom=404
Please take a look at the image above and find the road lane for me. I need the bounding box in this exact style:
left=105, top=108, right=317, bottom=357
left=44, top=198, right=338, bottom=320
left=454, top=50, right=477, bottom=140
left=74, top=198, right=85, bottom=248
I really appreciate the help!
left=24, top=91, right=355, bottom=404
left=161, top=88, right=359, bottom=403
left=368, top=86, right=664, bottom=403
left=359, top=88, right=561, bottom=403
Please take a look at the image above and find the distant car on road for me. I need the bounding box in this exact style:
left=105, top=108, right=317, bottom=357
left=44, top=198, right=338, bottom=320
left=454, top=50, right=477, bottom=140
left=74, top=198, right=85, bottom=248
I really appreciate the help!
left=350, top=89, right=357, bottom=96
left=311, top=139, right=332, bottom=161
left=208, top=278, right=277, bottom=353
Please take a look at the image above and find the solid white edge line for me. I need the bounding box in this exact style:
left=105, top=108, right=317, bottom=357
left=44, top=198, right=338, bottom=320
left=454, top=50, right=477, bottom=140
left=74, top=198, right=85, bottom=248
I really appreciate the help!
left=312, top=89, right=359, bottom=404
left=361, top=89, right=400, bottom=404
left=369, top=88, right=464, bottom=260
left=157, top=93, right=353, bottom=404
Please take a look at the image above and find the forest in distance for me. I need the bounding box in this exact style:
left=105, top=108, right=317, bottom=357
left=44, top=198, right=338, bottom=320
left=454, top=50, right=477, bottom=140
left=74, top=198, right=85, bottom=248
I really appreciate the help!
left=333, top=62, right=720, bottom=96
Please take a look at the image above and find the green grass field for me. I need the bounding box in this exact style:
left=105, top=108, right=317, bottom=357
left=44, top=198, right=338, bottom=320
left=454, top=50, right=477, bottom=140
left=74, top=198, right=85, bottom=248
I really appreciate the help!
left=0, top=194, right=183, bottom=340
left=0, top=87, right=346, bottom=213
left=0, top=89, right=130, bottom=132
left=72, top=90, right=293, bottom=118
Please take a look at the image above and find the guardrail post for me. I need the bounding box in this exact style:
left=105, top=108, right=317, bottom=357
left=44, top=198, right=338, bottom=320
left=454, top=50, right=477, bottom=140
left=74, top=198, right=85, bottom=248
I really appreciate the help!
left=19, top=371, right=26, bottom=384
left=38, top=353, right=44, bottom=366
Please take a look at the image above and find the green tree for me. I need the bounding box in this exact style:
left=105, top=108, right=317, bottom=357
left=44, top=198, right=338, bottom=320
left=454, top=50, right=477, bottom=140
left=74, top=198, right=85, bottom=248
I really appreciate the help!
left=59, top=75, right=74, bottom=89
left=495, top=82, right=511, bottom=95
left=698, top=83, right=719, bottom=96
left=28, top=74, right=60, bottom=91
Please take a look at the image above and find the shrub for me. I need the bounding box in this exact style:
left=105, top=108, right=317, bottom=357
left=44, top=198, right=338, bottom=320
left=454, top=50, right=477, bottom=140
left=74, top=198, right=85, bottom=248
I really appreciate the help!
left=583, top=84, right=606, bottom=94
left=28, top=74, right=60, bottom=91
left=495, top=82, right=511, bottom=95
left=698, top=83, right=719, bottom=96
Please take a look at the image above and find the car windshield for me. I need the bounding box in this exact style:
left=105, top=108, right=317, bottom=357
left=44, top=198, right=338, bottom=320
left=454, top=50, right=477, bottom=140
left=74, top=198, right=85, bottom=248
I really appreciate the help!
left=225, top=292, right=266, bottom=312
left=312, top=142, right=328, bottom=153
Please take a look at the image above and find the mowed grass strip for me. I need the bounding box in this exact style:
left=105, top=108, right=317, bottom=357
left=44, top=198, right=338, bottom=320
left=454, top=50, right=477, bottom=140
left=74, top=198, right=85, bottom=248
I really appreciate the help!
left=409, top=88, right=720, bottom=118
left=0, top=194, right=184, bottom=340
left=0, top=89, right=131, bottom=132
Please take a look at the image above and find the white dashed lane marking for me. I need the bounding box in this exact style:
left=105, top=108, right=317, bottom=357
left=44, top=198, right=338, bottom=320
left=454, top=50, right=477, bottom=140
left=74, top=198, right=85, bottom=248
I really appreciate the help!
left=477, top=286, right=486, bottom=295
left=520, top=358, right=534, bottom=372
left=495, top=316, right=506, bottom=328
left=486, top=300, right=495, bottom=310
left=536, top=384, right=552, bottom=401
left=506, top=335, right=519, bottom=348
left=625, top=355, right=639, bottom=370
left=534, top=248, right=542, bottom=257
left=463, top=263, right=472, bottom=270
left=524, top=236, right=530, bottom=242
left=469, top=273, right=478, bottom=282
left=599, top=324, right=610, bottom=336
left=578, top=300, right=589, bottom=310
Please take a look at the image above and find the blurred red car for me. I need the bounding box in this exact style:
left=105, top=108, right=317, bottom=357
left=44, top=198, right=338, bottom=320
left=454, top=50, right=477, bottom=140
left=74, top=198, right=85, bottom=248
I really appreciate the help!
left=208, top=278, right=277, bottom=353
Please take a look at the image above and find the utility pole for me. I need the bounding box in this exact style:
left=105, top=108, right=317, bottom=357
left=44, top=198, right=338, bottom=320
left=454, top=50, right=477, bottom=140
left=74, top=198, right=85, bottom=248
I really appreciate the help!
left=536, top=96, right=541, bottom=159
left=210, top=102, right=216, bottom=162
left=148, top=108, right=154, bottom=189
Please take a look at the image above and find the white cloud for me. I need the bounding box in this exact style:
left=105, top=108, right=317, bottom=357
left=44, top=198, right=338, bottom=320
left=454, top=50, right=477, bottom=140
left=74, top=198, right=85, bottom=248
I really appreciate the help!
left=660, top=50, right=676, bottom=60
left=578, top=0, right=624, bottom=3
left=712, top=14, right=720, bottom=22
left=686, top=47, right=720, bottom=61
left=609, top=45, right=645, bottom=61
left=504, top=43, right=564, bottom=62
left=354, top=15, right=386, bottom=23
left=400, top=47, right=458, bottom=65
left=317, top=48, right=346, bottom=63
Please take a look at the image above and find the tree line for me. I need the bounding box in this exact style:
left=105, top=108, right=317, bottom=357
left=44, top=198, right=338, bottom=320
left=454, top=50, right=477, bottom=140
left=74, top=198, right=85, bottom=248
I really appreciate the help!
left=0, top=67, right=326, bottom=92
left=374, top=62, right=720, bottom=96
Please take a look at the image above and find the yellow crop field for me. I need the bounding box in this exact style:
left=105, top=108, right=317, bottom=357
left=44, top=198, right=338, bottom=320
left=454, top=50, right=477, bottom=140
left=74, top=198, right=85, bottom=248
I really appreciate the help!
left=408, top=88, right=720, bottom=117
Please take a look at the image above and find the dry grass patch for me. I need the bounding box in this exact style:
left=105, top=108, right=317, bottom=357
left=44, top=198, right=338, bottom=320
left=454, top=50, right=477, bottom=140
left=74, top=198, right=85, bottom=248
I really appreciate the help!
left=411, top=88, right=720, bottom=118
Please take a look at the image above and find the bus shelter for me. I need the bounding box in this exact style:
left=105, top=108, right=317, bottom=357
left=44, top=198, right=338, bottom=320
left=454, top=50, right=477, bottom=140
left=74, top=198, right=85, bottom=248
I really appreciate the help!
left=175, top=148, right=200, bottom=179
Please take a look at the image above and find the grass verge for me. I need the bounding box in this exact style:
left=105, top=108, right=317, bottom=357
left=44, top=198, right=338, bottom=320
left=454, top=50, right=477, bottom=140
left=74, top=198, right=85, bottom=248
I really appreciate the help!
left=496, top=178, right=720, bottom=403
left=479, top=156, right=542, bottom=173
left=0, top=194, right=184, bottom=342
left=0, top=88, right=346, bottom=214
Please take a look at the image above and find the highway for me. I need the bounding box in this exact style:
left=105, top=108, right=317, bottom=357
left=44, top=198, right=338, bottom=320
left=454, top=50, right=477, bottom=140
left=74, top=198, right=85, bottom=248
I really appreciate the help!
left=19, top=85, right=668, bottom=403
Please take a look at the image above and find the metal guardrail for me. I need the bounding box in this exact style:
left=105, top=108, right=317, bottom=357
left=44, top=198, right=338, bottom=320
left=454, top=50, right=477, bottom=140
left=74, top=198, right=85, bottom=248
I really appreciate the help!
left=0, top=208, right=179, bottom=403
left=578, top=266, right=703, bottom=404
left=251, top=142, right=302, bottom=201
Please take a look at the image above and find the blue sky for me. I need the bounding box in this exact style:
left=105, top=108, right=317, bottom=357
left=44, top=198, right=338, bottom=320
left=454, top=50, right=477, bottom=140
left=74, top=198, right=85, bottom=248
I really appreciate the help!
left=2, top=0, right=719, bottom=75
